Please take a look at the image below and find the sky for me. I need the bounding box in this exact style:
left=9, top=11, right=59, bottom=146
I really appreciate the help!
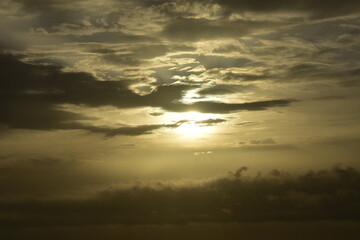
left=1, top=0, right=360, bottom=238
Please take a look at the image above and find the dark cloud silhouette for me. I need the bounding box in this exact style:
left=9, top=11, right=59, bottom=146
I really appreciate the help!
left=236, top=121, right=255, bottom=126
left=0, top=157, right=86, bottom=197
left=282, top=63, right=360, bottom=86
left=1, top=221, right=360, bottom=240
left=161, top=18, right=281, bottom=41
left=0, top=53, right=293, bottom=133
left=101, top=44, right=195, bottom=66
left=250, top=138, right=276, bottom=145
left=163, top=99, right=294, bottom=113
left=149, top=112, right=164, bottom=116
left=195, top=118, right=226, bottom=126
left=239, top=144, right=296, bottom=151
left=313, top=96, right=346, bottom=101
left=88, top=122, right=182, bottom=137
left=150, top=64, right=200, bottom=84
left=196, top=55, right=252, bottom=69
left=198, top=87, right=234, bottom=95
left=197, top=84, right=256, bottom=96
left=1, top=165, right=360, bottom=227
left=63, top=31, right=157, bottom=44
left=213, top=45, right=243, bottom=54
left=220, top=72, right=270, bottom=82
left=212, top=0, right=360, bottom=19
left=0, top=53, right=191, bottom=133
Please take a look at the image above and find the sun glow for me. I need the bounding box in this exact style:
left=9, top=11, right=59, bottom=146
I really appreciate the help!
left=166, top=112, right=220, bottom=138
left=175, top=122, right=210, bottom=137
left=168, top=111, right=218, bottom=122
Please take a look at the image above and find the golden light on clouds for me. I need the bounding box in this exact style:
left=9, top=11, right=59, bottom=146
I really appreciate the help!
left=168, top=111, right=219, bottom=138
left=1, top=0, right=360, bottom=238
left=175, top=121, right=212, bottom=138
left=167, top=111, right=219, bottom=122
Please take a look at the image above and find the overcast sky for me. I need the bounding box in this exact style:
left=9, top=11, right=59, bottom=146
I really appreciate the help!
left=1, top=0, right=360, bottom=238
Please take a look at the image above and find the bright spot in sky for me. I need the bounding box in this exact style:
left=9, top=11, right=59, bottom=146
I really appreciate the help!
left=176, top=122, right=210, bottom=137
left=168, top=111, right=218, bottom=122
left=166, top=112, right=219, bottom=138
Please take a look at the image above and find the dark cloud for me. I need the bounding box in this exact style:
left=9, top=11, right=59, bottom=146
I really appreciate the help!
left=149, top=112, right=164, bottom=116
left=0, top=157, right=85, bottom=197
left=237, top=137, right=295, bottom=150
left=317, top=137, right=360, bottom=147
left=197, top=84, right=256, bottom=96
left=213, top=45, right=243, bottom=54
left=12, top=0, right=86, bottom=30
left=150, top=65, right=200, bottom=85
left=148, top=0, right=360, bottom=19
left=334, top=68, right=360, bottom=87
left=195, top=118, right=226, bottom=126
left=282, top=63, right=360, bottom=86
left=172, top=54, right=252, bottom=69
left=285, top=63, right=330, bottom=79
left=239, top=144, right=296, bottom=151
left=197, top=55, right=251, bottom=69
left=0, top=52, right=192, bottom=133
left=1, top=165, right=360, bottom=227
left=198, top=87, right=234, bottom=95
left=163, top=99, right=294, bottom=113
left=0, top=53, right=292, bottom=133
left=1, top=222, right=360, bottom=240
left=63, top=31, right=158, bottom=44
left=313, top=96, right=346, bottom=101
left=212, top=0, right=360, bottom=19
left=88, top=122, right=182, bottom=137
left=161, top=18, right=280, bottom=41
left=102, top=44, right=195, bottom=66
left=14, top=0, right=76, bottom=11
left=250, top=138, right=276, bottom=145
left=102, top=53, right=142, bottom=66
left=221, top=72, right=270, bottom=82
left=236, top=121, right=256, bottom=126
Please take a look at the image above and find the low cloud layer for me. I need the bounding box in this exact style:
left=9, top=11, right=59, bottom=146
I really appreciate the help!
left=1, top=165, right=360, bottom=227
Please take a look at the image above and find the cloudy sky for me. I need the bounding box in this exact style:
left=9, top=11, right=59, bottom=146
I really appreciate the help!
left=1, top=0, right=360, bottom=238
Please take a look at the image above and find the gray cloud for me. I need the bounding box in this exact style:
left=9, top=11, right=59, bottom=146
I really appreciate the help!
left=196, top=55, right=252, bottom=69
left=195, top=118, right=226, bottom=126
left=64, top=31, right=158, bottom=44
left=250, top=138, right=276, bottom=145
left=150, top=0, right=360, bottom=20
left=88, top=122, right=182, bottom=137
left=197, top=84, right=256, bottom=96
left=162, top=99, right=294, bottom=113
left=0, top=157, right=85, bottom=197
left=0, top=52, right=192, bottom=133
left=0, top=53, right=293, bottom=133
left=212, top=0, right=360, bottom=19
left=1, top=165, right=360, bottom=227
left=12, top=0, right=87, bottom=31
left=161, top=18, right=281, bottom=41
left=172, top=54, right=253, bottom=69
left=150, top=64, right=200, bottom=85
left=213, top=44, right=243, bottom=54
left=282, top=63, right=360, bottom=86
left=102, top=44, right=195, bottom=66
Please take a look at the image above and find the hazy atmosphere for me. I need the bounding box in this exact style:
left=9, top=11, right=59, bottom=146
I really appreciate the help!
left=1, top=0, right=360, bottom=239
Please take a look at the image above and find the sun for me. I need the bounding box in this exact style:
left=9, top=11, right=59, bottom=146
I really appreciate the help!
left=165, top=111, right=219, bottom=138
left=168, top=111, right=218, bottom=122
left=175, top=122, right=210, bottom=138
